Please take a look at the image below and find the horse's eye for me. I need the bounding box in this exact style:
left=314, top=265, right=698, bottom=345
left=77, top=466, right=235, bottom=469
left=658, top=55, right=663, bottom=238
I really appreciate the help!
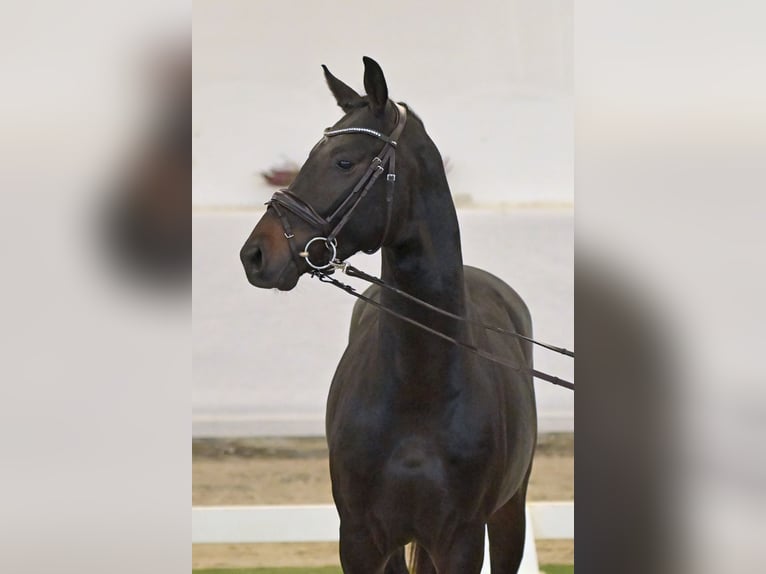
left=336, top=159, right=354, bottom=170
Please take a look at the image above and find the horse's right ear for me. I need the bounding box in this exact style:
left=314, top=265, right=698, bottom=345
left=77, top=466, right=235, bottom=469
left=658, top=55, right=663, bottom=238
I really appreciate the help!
left=322, top=65, right=363, bottom=113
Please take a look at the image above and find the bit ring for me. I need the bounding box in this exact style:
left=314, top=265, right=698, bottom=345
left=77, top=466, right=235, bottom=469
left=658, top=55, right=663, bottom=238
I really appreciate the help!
left=301, top=237, right=337, bottom=270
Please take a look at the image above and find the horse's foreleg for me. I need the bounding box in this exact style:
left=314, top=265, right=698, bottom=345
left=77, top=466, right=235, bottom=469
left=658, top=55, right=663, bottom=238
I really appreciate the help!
left=383, top=547, right=409, bottom=574
left=409, top=542, right=437, bottom=574
left=338, top=520, right=389, bottom=574
left=487, top=469, right=531, bottom=573
left=430, top=523, right=486, bottom=574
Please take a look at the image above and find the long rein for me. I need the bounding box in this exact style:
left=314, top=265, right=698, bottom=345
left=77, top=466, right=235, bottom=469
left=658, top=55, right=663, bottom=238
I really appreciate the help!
left=310, top=262, right=575, bottom=391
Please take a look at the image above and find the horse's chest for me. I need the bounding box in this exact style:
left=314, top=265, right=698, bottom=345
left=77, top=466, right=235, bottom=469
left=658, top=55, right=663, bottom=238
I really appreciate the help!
left=328, top=405, right=497, bottom=537
left=330, top=400, right=493, bottom=486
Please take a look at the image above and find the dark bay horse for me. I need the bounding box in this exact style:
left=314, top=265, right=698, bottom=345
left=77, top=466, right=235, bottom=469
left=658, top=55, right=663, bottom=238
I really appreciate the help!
left=240, top=57, right=536, bottom=573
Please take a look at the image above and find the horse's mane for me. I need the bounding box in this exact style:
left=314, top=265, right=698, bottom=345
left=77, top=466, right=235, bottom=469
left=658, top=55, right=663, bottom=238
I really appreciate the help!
left=397, top=101, right=422, bottom=124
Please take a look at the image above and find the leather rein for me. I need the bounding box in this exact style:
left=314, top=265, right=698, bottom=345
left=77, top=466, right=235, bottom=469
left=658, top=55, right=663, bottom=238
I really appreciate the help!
left=313, top=263, right=575, bottom=391
left=265, top=103, right=574, bottom=391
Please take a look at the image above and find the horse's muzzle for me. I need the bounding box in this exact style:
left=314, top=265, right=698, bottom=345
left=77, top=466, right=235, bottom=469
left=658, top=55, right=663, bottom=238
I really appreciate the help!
left=240, top=236, right=300, bottom=291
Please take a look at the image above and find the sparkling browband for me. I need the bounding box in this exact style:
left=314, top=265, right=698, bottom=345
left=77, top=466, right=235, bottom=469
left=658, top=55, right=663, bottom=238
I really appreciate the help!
left=323, top=126, right=397, bottom=146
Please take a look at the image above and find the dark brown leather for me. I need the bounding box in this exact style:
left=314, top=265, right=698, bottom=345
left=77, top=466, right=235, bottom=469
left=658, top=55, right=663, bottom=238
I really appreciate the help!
left=270, top=189, right=331, bottom=233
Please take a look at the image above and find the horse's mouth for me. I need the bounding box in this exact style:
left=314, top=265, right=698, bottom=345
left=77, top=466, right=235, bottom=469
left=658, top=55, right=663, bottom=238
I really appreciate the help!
left=245, top=261, right=301, bottom=291
left=273, top=270, right=300, bottom=291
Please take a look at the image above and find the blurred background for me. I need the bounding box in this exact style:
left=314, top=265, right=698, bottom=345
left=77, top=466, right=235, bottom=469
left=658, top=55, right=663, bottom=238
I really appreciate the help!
left=0, top=2, right=191, bottom=573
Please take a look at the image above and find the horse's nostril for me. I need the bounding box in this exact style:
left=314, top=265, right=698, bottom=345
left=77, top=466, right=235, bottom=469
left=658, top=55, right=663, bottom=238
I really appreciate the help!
left=251, top=246, right=264, bottom=272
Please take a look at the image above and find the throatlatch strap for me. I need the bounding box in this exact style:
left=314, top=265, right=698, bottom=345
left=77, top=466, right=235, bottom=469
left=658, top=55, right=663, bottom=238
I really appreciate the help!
left=379, top=150, right=396, bottom=249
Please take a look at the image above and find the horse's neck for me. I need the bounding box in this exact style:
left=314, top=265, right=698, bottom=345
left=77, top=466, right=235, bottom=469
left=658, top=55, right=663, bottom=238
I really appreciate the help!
left=378, top=183, right=469, bottom=404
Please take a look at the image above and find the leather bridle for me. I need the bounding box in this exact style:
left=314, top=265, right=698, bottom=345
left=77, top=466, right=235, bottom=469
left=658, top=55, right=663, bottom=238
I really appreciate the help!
left=267, top=102, right=408, bottom=270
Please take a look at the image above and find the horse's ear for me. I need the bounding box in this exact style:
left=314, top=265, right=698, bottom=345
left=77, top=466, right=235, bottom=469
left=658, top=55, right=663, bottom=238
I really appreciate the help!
left=362, top=56, right=388, bottom=116
left=322, top=65, right=363, bottom=113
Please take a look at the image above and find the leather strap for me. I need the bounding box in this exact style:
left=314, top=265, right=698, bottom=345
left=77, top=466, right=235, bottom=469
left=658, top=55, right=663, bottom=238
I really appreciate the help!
left=312, top=269, right=575, bottom=390
left=270, top=190, right=331, bottom=233
left=269, top=201, right=303, bottom=264
left=344, top=264, right=574, bottom=358
left=378, top=149, right=396, bottom=250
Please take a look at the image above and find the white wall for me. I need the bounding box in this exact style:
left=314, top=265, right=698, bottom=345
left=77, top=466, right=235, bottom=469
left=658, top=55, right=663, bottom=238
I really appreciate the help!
left=193, top=0, right=573, bottom=207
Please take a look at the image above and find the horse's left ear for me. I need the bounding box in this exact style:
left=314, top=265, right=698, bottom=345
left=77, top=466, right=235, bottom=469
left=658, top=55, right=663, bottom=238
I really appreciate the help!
left=323, top=65, right=363, bottom=113
left=362, top=56, right=388, bottom=116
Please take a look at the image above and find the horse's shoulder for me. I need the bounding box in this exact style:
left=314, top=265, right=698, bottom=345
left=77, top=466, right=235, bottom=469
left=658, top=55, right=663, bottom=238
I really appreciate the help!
left=347, top=284, right=382, bottom=339
left=463, top=265, right=532, bottom=338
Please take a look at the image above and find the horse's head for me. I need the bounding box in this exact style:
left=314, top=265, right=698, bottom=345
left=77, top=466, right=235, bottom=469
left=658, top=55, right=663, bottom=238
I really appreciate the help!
left=240, top=57, right=409, bottom=290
